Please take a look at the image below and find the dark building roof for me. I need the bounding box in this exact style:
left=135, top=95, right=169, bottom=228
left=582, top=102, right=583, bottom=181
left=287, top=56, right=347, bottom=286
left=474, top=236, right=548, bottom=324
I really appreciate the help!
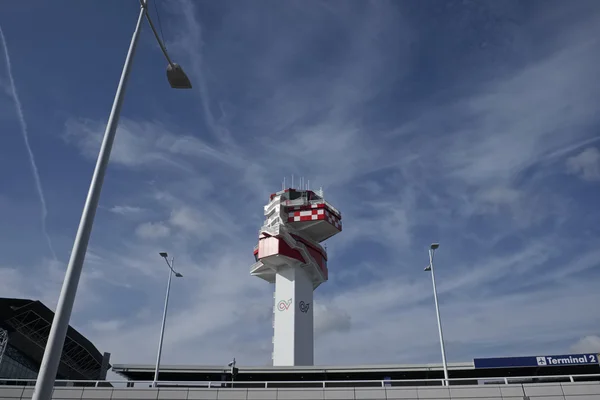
left=0, top=297, right=109, bottom=380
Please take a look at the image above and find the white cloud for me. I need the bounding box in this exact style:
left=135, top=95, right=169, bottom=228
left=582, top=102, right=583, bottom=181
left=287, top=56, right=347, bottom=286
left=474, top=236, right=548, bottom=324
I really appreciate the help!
left=89, top=319, right=125, bottom=333
left=169, top=207, right=204, bottom=235
left=0, top=267, right=27, bottom=299
left=477, top=186, right=521, bottom=208
left=64, top=119, right=165, bottom=167
left=314, top=303, right=352, bottom=337
left=570, top=335, right=600, bottom=353
left=110, top=205, right=144, bottom=215
left=80, top=245, right=271, bottom=365
left=0, top=259, right=106, bottom=320
left=440, top=41, right=600, bottom=188
left=566, top=147, right=600, bottom=181
left=163, top=200, right=242, bottom=242
left=313, top=265, right=600, bottom=364
left=63, top=118, right=231, bottom=174
left=135, top=221, right=171, bottom=239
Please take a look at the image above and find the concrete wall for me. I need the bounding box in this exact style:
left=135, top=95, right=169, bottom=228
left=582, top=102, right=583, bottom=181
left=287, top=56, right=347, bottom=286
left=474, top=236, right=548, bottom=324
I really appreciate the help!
left=1, top=382, right=600, bottom=400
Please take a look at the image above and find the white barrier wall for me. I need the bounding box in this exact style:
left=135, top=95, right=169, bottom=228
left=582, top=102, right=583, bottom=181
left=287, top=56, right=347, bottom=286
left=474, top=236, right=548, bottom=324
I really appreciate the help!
left=1, top=382, right=600, bottom=400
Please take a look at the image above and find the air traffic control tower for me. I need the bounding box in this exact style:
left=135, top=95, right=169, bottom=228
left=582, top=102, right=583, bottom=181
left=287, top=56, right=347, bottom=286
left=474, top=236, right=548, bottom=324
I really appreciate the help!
left=251, top=187, right=342, bottom=366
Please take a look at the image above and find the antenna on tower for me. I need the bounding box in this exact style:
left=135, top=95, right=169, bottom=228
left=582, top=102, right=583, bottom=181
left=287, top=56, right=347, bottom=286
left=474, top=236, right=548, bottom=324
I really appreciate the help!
left=283, top=177, right=286, bottom=190
left=292, top=175, right=294, bottom=189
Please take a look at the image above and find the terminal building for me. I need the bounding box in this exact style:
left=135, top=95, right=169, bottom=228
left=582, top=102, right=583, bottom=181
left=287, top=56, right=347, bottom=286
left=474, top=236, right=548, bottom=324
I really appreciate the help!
left=0, top=297, right=110, bottom=384
left=112, top=354, right=600, bottom=387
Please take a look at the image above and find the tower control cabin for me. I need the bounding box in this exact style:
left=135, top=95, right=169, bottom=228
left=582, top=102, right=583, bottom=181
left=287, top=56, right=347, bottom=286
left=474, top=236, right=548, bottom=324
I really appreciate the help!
left=251, top=188, right=342, bottom=367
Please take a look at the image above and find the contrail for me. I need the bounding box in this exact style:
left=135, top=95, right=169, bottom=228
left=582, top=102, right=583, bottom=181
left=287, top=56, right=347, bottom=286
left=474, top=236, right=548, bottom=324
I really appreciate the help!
left=0, top=24, right=57, bottom=261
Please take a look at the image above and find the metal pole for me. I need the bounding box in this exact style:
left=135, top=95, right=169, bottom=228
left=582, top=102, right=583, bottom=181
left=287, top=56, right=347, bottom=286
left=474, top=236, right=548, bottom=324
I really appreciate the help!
left=429, top=249, right=449, bottom=386
left=153, top=263, right=174, bottom=387
left=31, top=6, right=145, bottom=400
left=142, top=6, right=174, bottom=67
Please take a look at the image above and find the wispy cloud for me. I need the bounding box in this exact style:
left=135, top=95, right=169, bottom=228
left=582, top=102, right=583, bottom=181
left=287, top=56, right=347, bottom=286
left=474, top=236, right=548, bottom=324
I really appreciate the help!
left=314, top=303, right=352, bottom=338
left=166, top=0, right=233, bottom=146
left=570, top=335, right=600, bottom=353
left=135, top=221, right=171, bottom=239
left=0, top=258, right=105, bottom=315
left=109, top=205, right=145, bottom=215
left=0, top=24, right=56, bottom=261
left=566, top=147, right=600, bottom=181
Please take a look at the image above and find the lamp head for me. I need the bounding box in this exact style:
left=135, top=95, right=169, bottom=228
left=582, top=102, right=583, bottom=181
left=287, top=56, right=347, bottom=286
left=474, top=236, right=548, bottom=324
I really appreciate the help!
left=159, top=252, right=168, bottom=258
left=430, top=243, right=440, bottom=250
left=166, top=63, right=192, bottom=89
left=175, top=272, right=183, bottom=278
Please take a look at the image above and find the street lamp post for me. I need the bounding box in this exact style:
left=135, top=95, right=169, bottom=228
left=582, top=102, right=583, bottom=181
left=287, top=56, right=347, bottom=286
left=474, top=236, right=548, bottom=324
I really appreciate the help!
left=153, top=252, right=183, bottom=387
left=424, top=243, right=449, bottom=386
left=31, top=2, right=191, bottom=399
left=228, top=358, right=237, bottom=387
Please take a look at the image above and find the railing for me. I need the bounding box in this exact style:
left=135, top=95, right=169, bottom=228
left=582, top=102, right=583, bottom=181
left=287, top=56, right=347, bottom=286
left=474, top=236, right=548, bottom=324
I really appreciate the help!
left=1, top=374, right=599, bottom=389
left=283, top=198, right=307, bottom=207
left=280, top=198, right=341, bottom=218
left=322, top=200, right=341, bottom=217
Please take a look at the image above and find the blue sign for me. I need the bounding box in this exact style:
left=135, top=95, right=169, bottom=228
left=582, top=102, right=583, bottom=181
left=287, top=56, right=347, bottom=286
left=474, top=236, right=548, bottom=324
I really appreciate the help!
left=474, top=354, right=599, bottom=369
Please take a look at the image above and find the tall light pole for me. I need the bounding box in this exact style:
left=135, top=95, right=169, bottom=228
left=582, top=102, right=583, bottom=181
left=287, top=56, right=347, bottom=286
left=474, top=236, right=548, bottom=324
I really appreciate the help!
left=153, top=252, right=183, bottom=387
left=424, top=243, right=449, bottom=386
left=32, top=2, right=191, bottom=400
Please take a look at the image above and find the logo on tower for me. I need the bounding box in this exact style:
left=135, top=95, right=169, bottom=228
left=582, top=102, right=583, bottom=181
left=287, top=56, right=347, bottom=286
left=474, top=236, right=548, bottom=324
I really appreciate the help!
left=299, top=301, right=311, bottom=313
left=277, top=298, right=292, bottom=311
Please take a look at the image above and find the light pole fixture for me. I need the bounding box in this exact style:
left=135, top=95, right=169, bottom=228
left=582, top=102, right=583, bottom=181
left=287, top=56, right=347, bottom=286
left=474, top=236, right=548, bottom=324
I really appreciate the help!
left=31, top=3, right=191, bottom=400
left=424, top=242, right=449, bottom=386
left=140, top=1, right=192, bottom=89
left=153, top=252, right=183, bottom=387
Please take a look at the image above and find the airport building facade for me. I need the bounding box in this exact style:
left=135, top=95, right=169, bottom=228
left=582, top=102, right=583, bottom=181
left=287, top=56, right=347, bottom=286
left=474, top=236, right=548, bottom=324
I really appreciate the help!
left=0, top=298, right=110, bottom=383
left=112, top=353, right=600, bottom=388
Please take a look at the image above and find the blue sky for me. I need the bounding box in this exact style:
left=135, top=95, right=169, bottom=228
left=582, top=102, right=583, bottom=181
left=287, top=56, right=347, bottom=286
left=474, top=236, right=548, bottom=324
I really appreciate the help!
left=1, top=0, right=600, bottom=369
